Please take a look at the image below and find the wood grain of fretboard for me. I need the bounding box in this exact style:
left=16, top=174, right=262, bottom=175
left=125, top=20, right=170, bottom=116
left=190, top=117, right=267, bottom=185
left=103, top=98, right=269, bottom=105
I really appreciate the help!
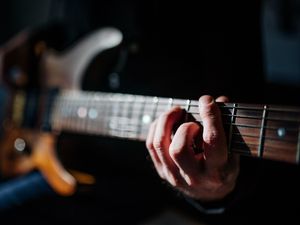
left=50, top=90, right=300, bottom=165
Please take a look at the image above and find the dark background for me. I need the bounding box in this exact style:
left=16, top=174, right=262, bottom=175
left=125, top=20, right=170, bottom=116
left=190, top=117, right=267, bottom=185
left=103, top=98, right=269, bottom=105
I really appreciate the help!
left=0, top=0, right=300, bottom=224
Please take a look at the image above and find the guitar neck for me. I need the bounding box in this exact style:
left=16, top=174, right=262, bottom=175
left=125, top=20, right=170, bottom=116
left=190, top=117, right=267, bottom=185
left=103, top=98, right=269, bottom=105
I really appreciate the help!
left=50, top=90, right=300, bottom=165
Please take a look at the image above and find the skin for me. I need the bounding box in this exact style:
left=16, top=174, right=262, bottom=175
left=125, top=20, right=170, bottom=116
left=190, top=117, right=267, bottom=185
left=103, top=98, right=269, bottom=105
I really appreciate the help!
left=146, top=95, right=240, bottom=201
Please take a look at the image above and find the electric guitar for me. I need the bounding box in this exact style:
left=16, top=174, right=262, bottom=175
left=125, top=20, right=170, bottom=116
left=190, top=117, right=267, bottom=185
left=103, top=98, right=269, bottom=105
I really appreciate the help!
left=1, top=27, right=299, bottom=195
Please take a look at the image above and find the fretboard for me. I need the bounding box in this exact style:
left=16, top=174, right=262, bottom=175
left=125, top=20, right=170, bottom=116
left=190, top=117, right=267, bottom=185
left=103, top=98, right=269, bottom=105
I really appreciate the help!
left=50, top=90, right=300, bottom=165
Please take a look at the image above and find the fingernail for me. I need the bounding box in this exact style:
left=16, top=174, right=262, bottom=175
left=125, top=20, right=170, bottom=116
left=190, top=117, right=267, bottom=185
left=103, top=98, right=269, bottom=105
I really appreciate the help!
left=185, top=174, right=192, bottom=186
left=166, top=170, right=178, bottom=186
left=199, top=95, right=214, bottom=107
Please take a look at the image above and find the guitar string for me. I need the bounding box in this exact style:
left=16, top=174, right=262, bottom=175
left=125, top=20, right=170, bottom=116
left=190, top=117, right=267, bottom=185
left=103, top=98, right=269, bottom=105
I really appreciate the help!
left=58, top=95, right=300, bottom=124
left=53, top=110, right=298, bottom=161
left=59, top=90, right=300, bottom=113
left=48, top=93, right=300, bottom=163
left=55, top=96, right=300, bottom=134
left=53, top=107, right=299, bottom=144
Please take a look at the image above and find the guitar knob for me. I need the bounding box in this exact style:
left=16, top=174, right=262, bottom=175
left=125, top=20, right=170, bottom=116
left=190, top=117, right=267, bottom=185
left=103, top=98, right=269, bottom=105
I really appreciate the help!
left=14, top=137, right=31, bottom=154
left=14, top=138, right=26, bottom=152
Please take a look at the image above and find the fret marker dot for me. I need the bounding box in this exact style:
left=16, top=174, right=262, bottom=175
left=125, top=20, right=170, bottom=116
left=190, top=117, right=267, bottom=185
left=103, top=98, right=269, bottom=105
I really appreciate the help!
left=88, top=108, right=98, bottom=119
left=142, top=115, right=151, bottom=124
left=77, top=107, right=87, bottom=118
left=277, top=128, right=286, bottom=138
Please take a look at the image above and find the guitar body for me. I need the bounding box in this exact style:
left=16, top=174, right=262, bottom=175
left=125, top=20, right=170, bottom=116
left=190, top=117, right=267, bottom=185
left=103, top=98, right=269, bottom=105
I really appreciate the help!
left=0, top=27, right=123, bottom=194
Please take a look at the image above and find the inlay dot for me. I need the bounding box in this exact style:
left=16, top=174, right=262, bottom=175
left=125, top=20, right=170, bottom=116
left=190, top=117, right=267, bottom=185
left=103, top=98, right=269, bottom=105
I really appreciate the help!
left=77, top=107, right=87, bottom=118
left=88, top=108, right=98, bottom=119
left=142, top=115, right=151, bottom=124
left=277, top=127, right=286, bottom=138
left=14, top=138, right=26, bottom=152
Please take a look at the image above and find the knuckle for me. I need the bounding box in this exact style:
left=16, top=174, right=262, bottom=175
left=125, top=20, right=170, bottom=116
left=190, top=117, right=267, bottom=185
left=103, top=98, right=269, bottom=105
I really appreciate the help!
left=153, top=139, right=165, bottom=151
left=146, top=140, right=154, bottom=151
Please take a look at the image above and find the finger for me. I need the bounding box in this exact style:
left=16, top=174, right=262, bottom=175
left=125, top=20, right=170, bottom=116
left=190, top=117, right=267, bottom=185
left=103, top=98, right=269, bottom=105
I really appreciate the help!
left=169, top=122, right=201, bottom=185
left=146, top=120, right=165, bottom=179
left=199, top=95, right=227, bottom=170
left=153, top=107, right=184, bottom=186
left=216, top=95, right=229, bottom=103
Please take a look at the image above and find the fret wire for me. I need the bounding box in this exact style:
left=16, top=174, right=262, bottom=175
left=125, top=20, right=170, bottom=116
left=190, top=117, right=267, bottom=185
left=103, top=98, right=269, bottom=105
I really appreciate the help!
left=70, top=96, right=77, bottom=132
left=65, top=94, right=71, bottom=130
left=85, top=92, right=91, bottom=133
left=100, top=95, right=107, bottom=133
left=62, top=95, right=68, bottom=130
left=228, top=103, right=237, bottom=153
left=185, top=100, right=191, bottom=111
left=74, top=92, right=81, bottom=132
left=81, top=94, right=88, bottom=132
left=76, top=95, right=81, bottom=131
left=258, top=105, right=268, bottom=158
left=73, top=93, right=81, bottom=132
left=168, top=98, right=174, bottom=109
left=185, top=100, right=191, bottom=121
left=126, top=95, right=137, bottom=138
left=51, top=96, right=60, bottom=131
left=139, top=97, right=160, bottom=140
left=152, top=97, right=159, bottom=120
left=66, top=95, right=72, bottom=131
left=86, top=92, right=94, bottom=134
left=76, top=95, right=81, bottom=132
left=116, top=96, right=124, bottom=137
left=56, top=95, right=63, bottom=130
left=137, top=97, right=146, bottom=138
left=104, top=94, right=113, bottom=135
left=94, top=92, right=103, bottom=134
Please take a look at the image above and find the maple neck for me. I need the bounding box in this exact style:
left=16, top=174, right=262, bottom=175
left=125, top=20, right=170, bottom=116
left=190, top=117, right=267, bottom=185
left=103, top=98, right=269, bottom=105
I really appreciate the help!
left=50, top=90, right=300, bottom=165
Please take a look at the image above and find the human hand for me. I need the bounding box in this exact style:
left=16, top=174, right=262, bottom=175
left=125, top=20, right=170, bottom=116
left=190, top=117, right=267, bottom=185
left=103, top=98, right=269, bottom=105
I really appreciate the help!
left=146, top=95, right=239, bottom=201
